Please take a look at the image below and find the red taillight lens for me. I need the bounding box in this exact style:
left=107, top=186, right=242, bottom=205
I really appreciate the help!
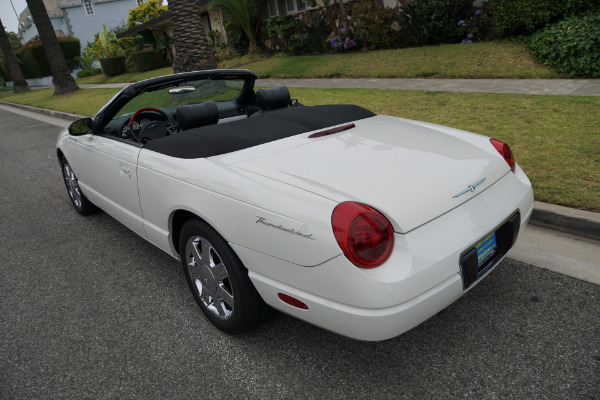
left=332, top=202, right=394, bottom=268
left=490, top=138, right=515, bottom=172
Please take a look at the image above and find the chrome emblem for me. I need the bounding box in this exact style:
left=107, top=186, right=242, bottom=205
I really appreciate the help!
left=452, top=178, right=486, bottom=198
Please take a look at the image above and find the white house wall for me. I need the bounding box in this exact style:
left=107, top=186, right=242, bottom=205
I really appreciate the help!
left=20, top=16, right=68, bottom=44
left=62, top=0, right=139, bottom=47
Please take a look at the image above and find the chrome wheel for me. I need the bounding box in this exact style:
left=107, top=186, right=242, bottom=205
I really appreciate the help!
left=63, top=162, right=82, bottom=208
left=185, top=235, right=234, bottom=321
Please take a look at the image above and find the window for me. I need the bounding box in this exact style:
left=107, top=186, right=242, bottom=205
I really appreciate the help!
left=83, top=0, right=95, bottom=16
left=267, top=0, right=277, bottom=17
left=277, top=0, right=288, bottom=15
left=263, top=0, right=311, bottom=18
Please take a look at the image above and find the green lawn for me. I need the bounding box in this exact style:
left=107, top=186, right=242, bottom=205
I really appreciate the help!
left=76, top=66, right=174, bottom=84
left=75, top=41, right=557, bottom=84
left=1, top=88, right=117, bottom=117
left=241, top=42, right=558, bottom=79
left=2, top=87, right=597, bottom=211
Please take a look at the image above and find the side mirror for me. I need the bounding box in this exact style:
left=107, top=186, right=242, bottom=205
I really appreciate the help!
left=68, top=118, right=93, bottom=136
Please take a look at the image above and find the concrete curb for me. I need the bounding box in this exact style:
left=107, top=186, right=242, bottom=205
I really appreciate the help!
left=530, top=201, right=600, bottom=242
left=0, top=101, right=86, bottom=121
left=1, top=100, right=599, bottom=241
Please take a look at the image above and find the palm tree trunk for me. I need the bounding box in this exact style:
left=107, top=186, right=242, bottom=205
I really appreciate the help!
left=169, top=0, right=217, bottom=73
left=25, top=0, right=79, bottom=95
left=0, top=19, right=30, bottom=93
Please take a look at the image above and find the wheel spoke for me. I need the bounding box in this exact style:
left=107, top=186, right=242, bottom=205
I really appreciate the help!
left=216, top=284, right=234, bottom=308
left=212, top=261, right=228, bottom=282
left=213, top=298, right=231, bottom=319
left=199, top=285, right=212, bottom=306
left=192, top=239, right=203, bottom=265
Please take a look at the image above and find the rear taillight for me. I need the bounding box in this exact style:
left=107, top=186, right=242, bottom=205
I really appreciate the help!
left=490, top=138, right=515, bottom=172
left=332, top=202, right=394, bottom=268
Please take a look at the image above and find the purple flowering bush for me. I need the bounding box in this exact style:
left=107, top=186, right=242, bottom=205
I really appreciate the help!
left=329, top=28, right=360, bottom=51
left=458, top=9, right=489, bottom=44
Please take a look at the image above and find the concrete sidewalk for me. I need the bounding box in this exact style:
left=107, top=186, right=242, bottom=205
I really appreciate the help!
left=14, top=78, right=600, bottom=96
left=256, top=78, right=600, bottom=96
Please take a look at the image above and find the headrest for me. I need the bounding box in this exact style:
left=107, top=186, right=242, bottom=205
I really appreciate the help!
left=176, top=101, right=219, bottom=131
left=256, top=86, right=291, bottom=110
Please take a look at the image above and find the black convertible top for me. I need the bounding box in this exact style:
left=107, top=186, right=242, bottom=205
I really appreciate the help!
left=144, top=104, right=375, bottom=159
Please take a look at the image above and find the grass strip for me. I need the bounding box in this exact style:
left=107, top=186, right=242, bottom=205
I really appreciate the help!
left=236, top=42, right=557, bottom=79
left=76, top=67, right=174, bottom=84
left=2, top=88, right=118, bottom=117
left=73, top=41, right=556, bottom=85
left=3, top=87, right=597, bottom=211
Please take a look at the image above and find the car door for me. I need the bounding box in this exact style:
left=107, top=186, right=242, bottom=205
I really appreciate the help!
left=67, top=133, right=145, bottom=238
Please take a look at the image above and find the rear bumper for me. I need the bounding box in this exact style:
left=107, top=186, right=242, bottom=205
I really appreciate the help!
left=236, top=166, right=534, bottom=341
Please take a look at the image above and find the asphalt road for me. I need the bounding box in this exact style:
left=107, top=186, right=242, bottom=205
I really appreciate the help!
left=1, top=108, right=599, bottom=399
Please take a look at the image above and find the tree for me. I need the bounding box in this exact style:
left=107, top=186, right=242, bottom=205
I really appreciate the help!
left=0, top=19, right=30, bottom=93
left=211, top=0, right=262, bottom=54
left=127, top=0, right=168, bottom=29
left=25, top=0, right=79, bottom=95
left=169, top=0, right=217, bottom=73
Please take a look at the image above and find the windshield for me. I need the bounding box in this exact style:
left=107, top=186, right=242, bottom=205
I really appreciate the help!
left=114, top=78, right=245, bottom=118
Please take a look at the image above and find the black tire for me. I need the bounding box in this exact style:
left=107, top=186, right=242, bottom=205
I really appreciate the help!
left=179, top=218, right=269, bottom=334
left=60, top=156, right=98, bottom=215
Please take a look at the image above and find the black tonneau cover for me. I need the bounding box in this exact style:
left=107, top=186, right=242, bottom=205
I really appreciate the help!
left=144, top=105, right=375, bottom=159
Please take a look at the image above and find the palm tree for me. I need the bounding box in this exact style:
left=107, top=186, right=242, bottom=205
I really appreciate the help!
left=211, top=0, right=261, bottom=54
left=169, top=0, right=217, bottom=73
left=0, top=19, right=30, bottom=93
left=25, top=0, right=79, bottom=95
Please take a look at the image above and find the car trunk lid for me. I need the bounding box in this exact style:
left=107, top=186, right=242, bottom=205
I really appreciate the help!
left=222, top=116, right=509, bottom=233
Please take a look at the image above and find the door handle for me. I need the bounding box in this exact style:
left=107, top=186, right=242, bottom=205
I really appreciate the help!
left=120, top=162, right=131, bottom=179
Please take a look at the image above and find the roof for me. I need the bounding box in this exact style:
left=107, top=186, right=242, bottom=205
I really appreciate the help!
left=116, top=12, right=171, bottom=38
left=19, top=0, right=63, bottom=27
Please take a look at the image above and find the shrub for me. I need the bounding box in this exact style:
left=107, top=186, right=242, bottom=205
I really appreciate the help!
left=99, top=56, right=126, bottom=76
left=527, top=13, right=600, bottom=77
left=17, top=37, right=81, bottom=78
left=76, top=68, right=102, bottom=78
left=492, top=0, right=600, bottom=36
left=328, top=28, right=360, bottom=51
left=351, top=0, right=400, bottom=50
left=266, top=15, right=299, bottom=50
left=130, top=49, right=165, bottom=72
left=400, top=0, right=472, bottom=45
left=457, top=8, right=491, bottom=44
left=287, top=17, right=329, bottom=54
left=225, top=21, right=249, bottom=55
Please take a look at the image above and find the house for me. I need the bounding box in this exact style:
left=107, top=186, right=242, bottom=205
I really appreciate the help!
left=17, top=0, right=142, bottom=48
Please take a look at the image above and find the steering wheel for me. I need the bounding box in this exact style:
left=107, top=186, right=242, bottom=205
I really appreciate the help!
left=127, top=107, right=178, bottom=143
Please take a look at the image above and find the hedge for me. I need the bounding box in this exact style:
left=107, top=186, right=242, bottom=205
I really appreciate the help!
left=492, top=0, right=600, bottom=36
left=130, top=49, right=165, bottom=72
left=100, top=56, right=126, bottom=76
left=527, top=13, right=600, bottom=77
left=17, top=37, right=81, bottom=79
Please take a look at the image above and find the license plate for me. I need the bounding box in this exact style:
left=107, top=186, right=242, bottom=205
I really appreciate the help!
left=475, top=232, right=497, bottom=269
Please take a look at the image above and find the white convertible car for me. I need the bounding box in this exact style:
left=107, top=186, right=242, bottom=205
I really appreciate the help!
left=57, top=70, right=533, bottom=341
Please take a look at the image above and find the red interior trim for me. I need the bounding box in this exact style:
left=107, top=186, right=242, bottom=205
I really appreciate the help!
left=308, top=123, right=356, bottom=138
